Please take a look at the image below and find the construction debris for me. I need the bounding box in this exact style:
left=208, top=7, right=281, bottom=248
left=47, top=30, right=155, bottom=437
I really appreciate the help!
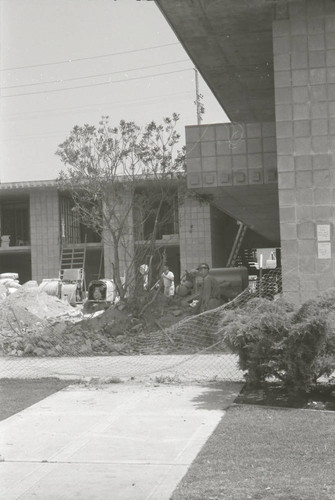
left=0, top=282, right=192, bottom=357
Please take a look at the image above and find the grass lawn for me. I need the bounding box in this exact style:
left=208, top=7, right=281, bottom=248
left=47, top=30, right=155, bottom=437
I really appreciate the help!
left=0, top=378, right=75, bottom=421
left=171, top=404, right=335, bottom=500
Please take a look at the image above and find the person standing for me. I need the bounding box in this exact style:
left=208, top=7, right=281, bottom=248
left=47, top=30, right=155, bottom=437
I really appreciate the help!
left=197, top=263, right=220, bottom=312
left=161, top=265, right=175, bottom=297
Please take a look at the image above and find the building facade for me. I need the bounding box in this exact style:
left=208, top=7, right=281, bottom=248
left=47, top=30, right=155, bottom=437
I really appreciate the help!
left=156, top=0, right=335, bottom=303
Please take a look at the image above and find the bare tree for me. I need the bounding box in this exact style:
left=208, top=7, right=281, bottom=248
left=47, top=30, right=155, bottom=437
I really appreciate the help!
left=56, top=114, right=185, bottom=300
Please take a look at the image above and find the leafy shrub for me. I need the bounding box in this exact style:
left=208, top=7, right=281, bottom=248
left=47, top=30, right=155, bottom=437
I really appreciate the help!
left=224, top=293, right=335, bottom=393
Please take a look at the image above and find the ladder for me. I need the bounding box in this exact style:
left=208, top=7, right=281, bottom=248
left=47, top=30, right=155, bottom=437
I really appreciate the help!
left=59, top=244, right=87, bottom=280
left=226, top=221, right=247, bottom=267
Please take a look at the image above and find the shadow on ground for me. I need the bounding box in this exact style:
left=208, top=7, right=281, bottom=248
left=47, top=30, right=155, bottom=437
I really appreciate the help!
left=191, top=381, right=243, bottom=411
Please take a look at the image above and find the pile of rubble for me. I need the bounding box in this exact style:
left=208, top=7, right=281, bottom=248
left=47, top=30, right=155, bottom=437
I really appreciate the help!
left=0, top=279, right=192, bottom=357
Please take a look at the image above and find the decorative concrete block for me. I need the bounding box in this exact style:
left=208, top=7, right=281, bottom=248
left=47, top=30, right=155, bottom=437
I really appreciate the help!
left=273, top=36, right=290, bottom=55
left=296, top=171, right=313, bottom=188
left=233, top=170, right=247, bottom=185
left=292, top=51, right=308, bottom=69
left=293, top=103, right=310, bottom=120
left=292, top=69, right=308, bottom=86
left=296, top=188, right=314, bottom=204
left=292, top=85, right=309, bottom=103
left=277, top=138, right=294, bottom=154
left=314, top=205, right=332, bottom=219
left=312, top=154, right=330, bottom=170
left=185, top=127, right=200, bottom=143
left=248, top=170, right=263, bottom=184
left=279, top=171, right=295, bottom=188
left=279, top=189, right=296, bottom=205
left=202, top=157, right=216, bottom=172
left=262, top=122, right=276, bottom=136
left=281, top=239, right=298, bottom=254
left=218, top=172, right=232, bottom=186
left=215, top=124, right=230, bottom=141
left=187, top=173, right=201, bottom=187
left=203, top=172, right=217, bottom=186
left=232, top=155, right=247, bottom=169
left=310, top=84, right=327, bottom=101
left=299, top=256, right=316, bottom=273
left=309, top=34, right=325, bottom=51
left=201, top=141, right=216, bottom=157
left=263, top=153, right=277, bottom=168
left=216, top=141, right=231, bottom=155
left=298, top=239, right=316, bottom=255
left=278, top=155, right=294, bottom=172
left=313, top=170, right=331, bottom=187
left=186, top=142, right=201, bottom=158
left=314, top=188, right=331, bottom=204
left=276, top=121, right=293, bottom=138
left=297, top=221, right=315, bottom=239
left=296, top=205, right=313, bottom=219
left=294, top=155, right=312, bottom=171
left=186, top=158, right=202, bottom=172
left=326, top=33, right=335, bottom=49
left=311, top=118, right=328, bottom=135
left=308, top=17, right=324, bottom=35
left=217, top=155, right=232, bottom=169
left=263, top=137, right=276, bottom=152
left=248, top=154, right=263, bottom=168
left=310, top=68, right=327, bottom=84
left=326, top=50, right=335, bottom=66
left=280, top=222, right=298, bottom=239
left=275, top=104, right=293, bottom=120
left=309, top=50, right=326, bottom=68
left=265, top=169, right=277, bottom=183
left=312, top=135, right=329, bottom=153
left=274, top=71, right=292, bottom=88
left=274, top=53, right=291, bottom=70
left=279, top=206, right=296, bottom=222
left=231, top=139, right=246, bottom=155
left=294, top=137, right=312, bottom=154
left=200, top=126, right=215, bottom=141
left=311, top=102, right=328, bottom=118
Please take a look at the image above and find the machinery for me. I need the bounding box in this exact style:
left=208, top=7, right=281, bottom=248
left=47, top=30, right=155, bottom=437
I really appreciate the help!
left=83, top=279, right=117, bottom=313
left=176, top=267, right=249, bottom=303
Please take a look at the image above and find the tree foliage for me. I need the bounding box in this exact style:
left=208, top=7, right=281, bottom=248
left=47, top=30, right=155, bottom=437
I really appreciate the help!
left=56, top=114, right=185, bottom=299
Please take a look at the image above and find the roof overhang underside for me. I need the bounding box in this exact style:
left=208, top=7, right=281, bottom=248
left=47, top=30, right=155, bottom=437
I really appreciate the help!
left=155, top=0, right=291, bottom=123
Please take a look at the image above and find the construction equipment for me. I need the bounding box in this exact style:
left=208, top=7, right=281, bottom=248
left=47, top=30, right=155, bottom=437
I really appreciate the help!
left=83, top=279, right=117, bottom=313
left=60, top=268, right=85, bottom=305
left=176, top=267, right=248, bottom=303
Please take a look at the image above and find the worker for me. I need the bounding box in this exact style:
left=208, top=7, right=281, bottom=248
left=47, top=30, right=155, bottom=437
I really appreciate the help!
left=161, top=264, right=175, bottom=297
left=197, top=263, right=221, bottom=312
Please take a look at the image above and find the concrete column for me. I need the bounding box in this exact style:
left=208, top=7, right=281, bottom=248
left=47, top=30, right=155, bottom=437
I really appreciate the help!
left=30, top=189, right=60, bottom=282
left=179, top=195, right=212, bottom=273
left=273, top=0, right=335, bottom=303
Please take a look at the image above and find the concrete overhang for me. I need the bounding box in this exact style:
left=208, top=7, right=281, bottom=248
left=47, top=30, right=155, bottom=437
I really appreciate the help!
left=155, top=0, right=290, bottom=123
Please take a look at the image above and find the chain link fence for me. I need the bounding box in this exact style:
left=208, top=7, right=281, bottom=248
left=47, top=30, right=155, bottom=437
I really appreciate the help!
left=0, top=268, right=300, bottom=382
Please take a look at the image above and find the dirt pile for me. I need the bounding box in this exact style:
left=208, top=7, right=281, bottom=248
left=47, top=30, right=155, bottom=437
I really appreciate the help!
left=0, top=288, right=193, bottom=357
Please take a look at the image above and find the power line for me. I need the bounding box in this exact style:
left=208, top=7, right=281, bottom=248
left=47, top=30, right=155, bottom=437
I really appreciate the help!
left=1, top=67, right=193, bottom=98
left=0, top=43, right=180, bottom=72
left=0, top=59, right=189, bottom=90
left=1, top=89, right=194, bottom=121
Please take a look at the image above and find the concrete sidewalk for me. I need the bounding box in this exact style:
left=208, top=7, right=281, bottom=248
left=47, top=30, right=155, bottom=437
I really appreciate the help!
left=0, top=382, right=241, bottom=499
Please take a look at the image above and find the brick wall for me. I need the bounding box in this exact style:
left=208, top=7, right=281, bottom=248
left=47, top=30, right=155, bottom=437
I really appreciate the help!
left=30, top=189, right=60, bottom=282
left=273, top=0, right=335, bottom=303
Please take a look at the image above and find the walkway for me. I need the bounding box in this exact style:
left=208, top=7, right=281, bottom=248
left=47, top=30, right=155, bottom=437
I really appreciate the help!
left=0, top=382, right=241, bottom=499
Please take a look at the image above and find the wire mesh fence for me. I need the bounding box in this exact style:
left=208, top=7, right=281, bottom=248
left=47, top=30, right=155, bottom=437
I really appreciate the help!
left=0, top=268, right=299, bottom=382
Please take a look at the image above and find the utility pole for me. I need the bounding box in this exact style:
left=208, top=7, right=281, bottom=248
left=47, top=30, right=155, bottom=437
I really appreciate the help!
left=194, top=68, right=203, bottom=125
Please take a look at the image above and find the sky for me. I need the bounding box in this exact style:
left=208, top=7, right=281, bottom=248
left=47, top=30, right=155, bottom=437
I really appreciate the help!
left=0, top=0, right=228, bottom=183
